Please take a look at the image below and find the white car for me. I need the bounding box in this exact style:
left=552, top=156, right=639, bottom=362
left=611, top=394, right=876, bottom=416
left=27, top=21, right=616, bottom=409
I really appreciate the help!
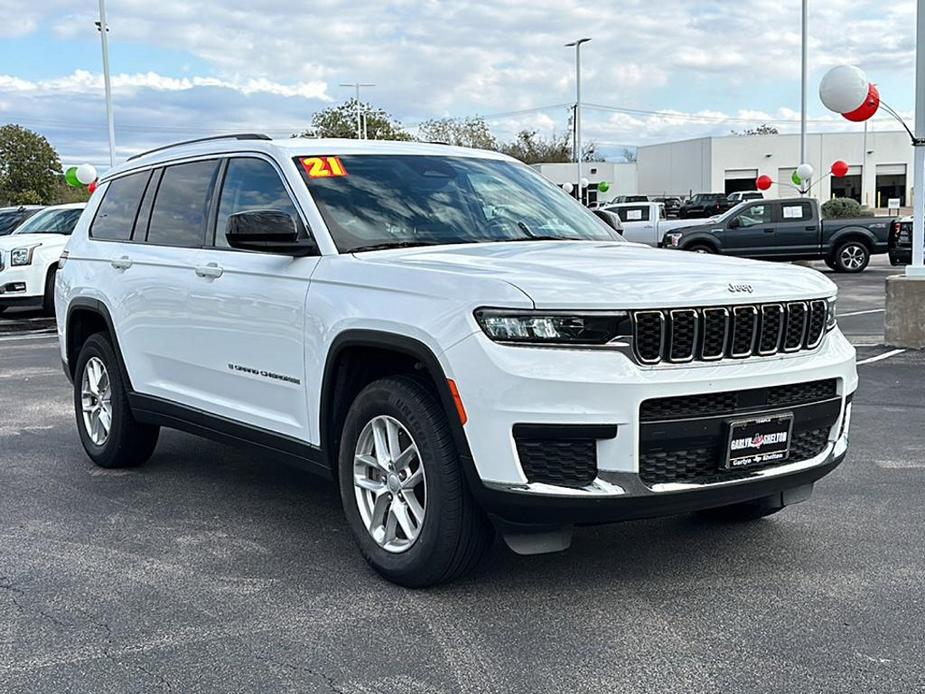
left=56, top=136, right=856, bottom=587
left=728, top=191, right=764, bottom=203
left=0, top=202, right=85, bottom=314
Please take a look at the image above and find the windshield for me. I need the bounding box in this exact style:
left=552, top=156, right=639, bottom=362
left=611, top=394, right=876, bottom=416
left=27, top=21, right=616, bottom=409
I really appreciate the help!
left=298, top=155, right=621, bottom=252
left=13, top=208, right=83, bottom=235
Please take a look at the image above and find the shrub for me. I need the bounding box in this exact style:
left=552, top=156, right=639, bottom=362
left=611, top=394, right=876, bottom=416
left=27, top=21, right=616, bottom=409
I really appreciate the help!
left=821, top=198, right=862, bottom=219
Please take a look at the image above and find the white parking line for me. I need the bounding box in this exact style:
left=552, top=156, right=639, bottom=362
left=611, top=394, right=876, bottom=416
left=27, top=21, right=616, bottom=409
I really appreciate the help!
left=838, top=308, right=885, bottom=318
left=0, top=331, right=57, bottom=343
left=856, top=348, right=906, bottom=366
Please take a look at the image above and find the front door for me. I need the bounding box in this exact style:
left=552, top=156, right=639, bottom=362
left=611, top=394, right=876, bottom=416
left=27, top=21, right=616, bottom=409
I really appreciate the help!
left=772, top=200, right=817, bottom=258
left=185, top=155, right=320, bottom=440
left=720, top=202, right=776, bottom=257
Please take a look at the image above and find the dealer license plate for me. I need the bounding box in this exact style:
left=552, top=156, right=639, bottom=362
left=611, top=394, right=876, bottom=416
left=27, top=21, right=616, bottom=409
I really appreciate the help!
left=725, top=413, right=793, bottom=469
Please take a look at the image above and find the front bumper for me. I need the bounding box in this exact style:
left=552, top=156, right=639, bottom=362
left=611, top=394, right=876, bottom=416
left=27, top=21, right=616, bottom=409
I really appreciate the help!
left=0, top=263, right=43, bottom=306
left=445, top=328, right=856, bottom=524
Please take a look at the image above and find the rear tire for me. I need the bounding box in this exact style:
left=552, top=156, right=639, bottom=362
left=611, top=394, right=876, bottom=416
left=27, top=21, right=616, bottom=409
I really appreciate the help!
left=833, top=240, right=870, bottom=273
left=74, top=333, right=159, bottom=469
left=338, top=376, right=493, bottom=588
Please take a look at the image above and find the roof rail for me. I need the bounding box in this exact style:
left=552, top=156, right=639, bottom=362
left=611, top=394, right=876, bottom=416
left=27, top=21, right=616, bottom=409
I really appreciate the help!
left=126, top=133, right=273, bottom=162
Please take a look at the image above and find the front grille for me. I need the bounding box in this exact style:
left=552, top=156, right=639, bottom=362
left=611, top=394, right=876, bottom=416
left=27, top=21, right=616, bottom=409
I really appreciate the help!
left=638, top=379, right=841, bottom=487
left=638, top=427, right=830, bottom=486
left=631, top=299, right=828, bottom=364
left=516, top=439, right=597, bottom=488
left=640, top=379, right=837, bottom=422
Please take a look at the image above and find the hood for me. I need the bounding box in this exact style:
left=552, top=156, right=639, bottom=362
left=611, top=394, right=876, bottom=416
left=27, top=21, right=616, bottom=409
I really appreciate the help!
left=0, top=233, right=68, bottom=250
left=355, top=241, right=835, bottom=309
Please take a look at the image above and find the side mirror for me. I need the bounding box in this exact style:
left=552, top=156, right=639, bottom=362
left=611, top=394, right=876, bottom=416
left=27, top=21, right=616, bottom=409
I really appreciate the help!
left=727, top=217, right=740, bottom=229
left=226, top=210, right=316, bottom=256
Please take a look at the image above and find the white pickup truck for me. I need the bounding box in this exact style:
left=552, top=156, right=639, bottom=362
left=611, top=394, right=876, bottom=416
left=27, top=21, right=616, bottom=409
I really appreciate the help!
left=600, top=202, right=694, bottom=246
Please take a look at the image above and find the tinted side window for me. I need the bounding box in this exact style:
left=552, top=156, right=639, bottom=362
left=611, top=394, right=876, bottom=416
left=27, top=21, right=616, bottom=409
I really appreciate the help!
left=214, top=158, right=300, bottom=248
left=90, top=171, right=151, bottom=241
left=780, top=202, right=813, bottom=222
left=617, top=205, right=650, bottom=222
left=146, top=160, right=220, bottom=247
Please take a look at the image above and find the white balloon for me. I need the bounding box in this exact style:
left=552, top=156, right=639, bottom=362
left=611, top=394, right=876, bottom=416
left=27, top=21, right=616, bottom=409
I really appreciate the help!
left=561, top=182, right=574, bottom=194
left=796, top=163, right=814, bottom=182
left=819, top=65, right=868, bottom=114
left=580, top=177, right=590, bottom=189
left=76, top=163, right=98, bottom=185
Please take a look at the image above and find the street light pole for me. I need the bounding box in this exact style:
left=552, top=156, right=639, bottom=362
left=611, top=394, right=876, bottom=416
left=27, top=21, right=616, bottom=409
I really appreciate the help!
left=800, top=0, right=808, bottom=196
left=97, top=0, right=115, bottom=167
left=911, top=0, right=925, bottom=275
left=339, top=82, right=375, bottom=139
left=566, top=38, right=590, bottom=204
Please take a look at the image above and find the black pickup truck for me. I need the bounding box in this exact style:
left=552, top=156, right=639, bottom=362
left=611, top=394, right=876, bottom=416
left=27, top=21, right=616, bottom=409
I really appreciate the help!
left=660, top=197, right=894, bottom=272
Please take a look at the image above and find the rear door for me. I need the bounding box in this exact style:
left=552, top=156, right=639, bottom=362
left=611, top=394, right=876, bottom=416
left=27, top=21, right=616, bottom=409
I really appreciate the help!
left=772, top=200, right=817, bottom=257
left=613, top=204, right=657, bottom=245
left=185, top=155, right=320, bottom=439
left=720, top=201, right=776, bottom=257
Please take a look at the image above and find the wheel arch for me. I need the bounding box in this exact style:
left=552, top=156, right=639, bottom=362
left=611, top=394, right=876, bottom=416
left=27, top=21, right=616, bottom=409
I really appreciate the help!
left=681, top=235, right=720, bottom=252
left=65, top=298, right=133, bottom=389
left=829, top=228, right=875, bottom=253
left=319, top=330, right=474, bottom=480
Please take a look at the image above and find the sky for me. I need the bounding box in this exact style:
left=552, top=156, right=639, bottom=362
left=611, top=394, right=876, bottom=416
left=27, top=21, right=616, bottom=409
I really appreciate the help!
left=0, top=0, right=918, bottom=169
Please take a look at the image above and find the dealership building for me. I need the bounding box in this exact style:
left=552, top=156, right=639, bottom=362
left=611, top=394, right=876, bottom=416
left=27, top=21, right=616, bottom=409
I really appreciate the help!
left=535, top=130, right=913, bottom=210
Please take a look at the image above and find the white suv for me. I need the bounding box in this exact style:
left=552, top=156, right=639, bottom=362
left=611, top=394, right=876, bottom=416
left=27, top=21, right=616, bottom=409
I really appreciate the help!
left=0, top=202, right=85, bottom=314
left=56, top=135, right=857, bottom=587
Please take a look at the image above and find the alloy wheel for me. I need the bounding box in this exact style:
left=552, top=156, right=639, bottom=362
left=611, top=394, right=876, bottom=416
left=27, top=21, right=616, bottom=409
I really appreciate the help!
left=81, top=356, right=112, bottom=446
left=840, top=244, right=866, bottom=270
left=353, top=415, right=426, bottom=553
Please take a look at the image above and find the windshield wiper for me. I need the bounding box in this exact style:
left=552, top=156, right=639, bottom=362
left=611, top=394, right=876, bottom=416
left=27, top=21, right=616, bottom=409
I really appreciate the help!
left=507, top=220, right=582, bottom=242
left=346, top=240, right=443, bottom=253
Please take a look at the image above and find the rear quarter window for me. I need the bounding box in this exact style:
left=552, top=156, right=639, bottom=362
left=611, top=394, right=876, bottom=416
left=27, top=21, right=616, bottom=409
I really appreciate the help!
left=91, top=170, right=152, bottom=241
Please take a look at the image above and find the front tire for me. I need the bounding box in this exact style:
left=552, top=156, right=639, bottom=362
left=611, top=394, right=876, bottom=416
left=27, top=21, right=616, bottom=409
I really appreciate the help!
left=338, top=376, right=493, bottom=587
left=42, top=267, right=57, bottom=316
left=74, top=333, right=159, bottom=468
left=833, top=240, right=870, bottom=273
left=686, top=244, right=715, bottom=254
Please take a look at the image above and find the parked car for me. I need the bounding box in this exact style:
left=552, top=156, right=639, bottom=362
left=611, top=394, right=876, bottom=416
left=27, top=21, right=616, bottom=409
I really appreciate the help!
left=678, top=193, right=734, bottom=219
left=662, top=197, right=893, bottom=272
left=56, top=135, right=856, bottom=587
left=600, top=202, right=694, bottom=246
left=728, top=191, right=764, bottom=203
left=651, top=196, right=682, bottom=217
left=0, top=202, right=85, bottom=314
left=608, top=194, right=649, bottom=204
left=888, top=217, right=915, bottom=266
left=0, top=205, right=43, bottom=236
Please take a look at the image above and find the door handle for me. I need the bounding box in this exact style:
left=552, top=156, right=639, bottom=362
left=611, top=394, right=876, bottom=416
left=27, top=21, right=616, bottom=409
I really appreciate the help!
left=110, top=256, right=132, bottom=270
left=763, top=228, right=774, bottom=233
left=805, top=226, right=816, bottom=231
left=194, top=263, right=223, bottom=279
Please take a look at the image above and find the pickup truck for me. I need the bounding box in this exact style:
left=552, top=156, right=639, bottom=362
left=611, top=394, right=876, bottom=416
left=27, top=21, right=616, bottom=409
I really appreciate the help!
left=661, top=197, right=893, bottom=272
left=678, top=193, right=735, bottom=219
left=600, top=201, right=693, bottom=246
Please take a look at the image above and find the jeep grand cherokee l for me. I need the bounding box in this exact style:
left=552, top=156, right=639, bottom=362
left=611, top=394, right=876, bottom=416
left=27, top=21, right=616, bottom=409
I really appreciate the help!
left=56, top=135, right=857, bottom=587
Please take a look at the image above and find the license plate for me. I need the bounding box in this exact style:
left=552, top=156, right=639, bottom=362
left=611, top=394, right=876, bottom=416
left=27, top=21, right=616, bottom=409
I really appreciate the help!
left=725, top=413, right=793, bottom=469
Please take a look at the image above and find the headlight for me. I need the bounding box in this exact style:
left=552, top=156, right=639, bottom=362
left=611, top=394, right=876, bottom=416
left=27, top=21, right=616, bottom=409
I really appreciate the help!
left=665, top=233, right=683, bottom=247
left=11, top=245, right=39, bottom=266
left=825, top=296, right=837, bottom=331
left=475, top=309, right=631, bottom=346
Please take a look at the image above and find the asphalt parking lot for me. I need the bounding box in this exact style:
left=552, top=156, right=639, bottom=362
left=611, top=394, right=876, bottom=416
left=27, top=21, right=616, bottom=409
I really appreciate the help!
left=1, top=255, right=923, bottom=693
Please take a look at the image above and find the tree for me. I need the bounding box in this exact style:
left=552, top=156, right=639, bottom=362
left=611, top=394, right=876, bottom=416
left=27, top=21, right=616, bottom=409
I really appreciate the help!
left=620, top=147, right=638, bottom=163
left=296, top=99, right=413, bottom=141
left=417, top=116, right=497, bottom=149
left=731, top=123, right=780, bottom=136
left=500, top=130, right=572, bottom=164
left=0, top=124, right=62, bottom=205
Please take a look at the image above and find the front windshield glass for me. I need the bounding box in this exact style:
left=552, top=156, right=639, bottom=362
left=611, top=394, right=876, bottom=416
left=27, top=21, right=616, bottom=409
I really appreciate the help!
left=14, top=208, right=83, bottom=235
left=298, top=155, right=621, bottom=252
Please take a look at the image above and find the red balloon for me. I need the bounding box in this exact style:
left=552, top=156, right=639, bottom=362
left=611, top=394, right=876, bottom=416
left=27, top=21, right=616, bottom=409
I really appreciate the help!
left=831, top=160, right=849, bottom=178
left=756, top=174, right=773, bottom=191
left=842, top=83, right=879, bottom=122
left=88, top=180, right=97, bottom=194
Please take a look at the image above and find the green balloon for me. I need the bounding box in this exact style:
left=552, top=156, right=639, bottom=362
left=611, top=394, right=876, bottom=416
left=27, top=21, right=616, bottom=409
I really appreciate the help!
left=791, top=170, right=802, bottom=186
left=65, top=167, right=81, bottom=187
left=598, top=181, right=610, bottom=193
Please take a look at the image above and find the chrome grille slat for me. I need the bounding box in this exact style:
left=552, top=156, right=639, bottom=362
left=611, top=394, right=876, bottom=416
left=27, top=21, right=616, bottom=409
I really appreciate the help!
left=631, top=299, right=828, bottom=365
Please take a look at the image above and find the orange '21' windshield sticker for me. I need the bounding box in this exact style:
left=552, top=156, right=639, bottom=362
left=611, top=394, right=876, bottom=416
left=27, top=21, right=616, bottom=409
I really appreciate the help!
left=301, top=156, right=348, bottom=178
